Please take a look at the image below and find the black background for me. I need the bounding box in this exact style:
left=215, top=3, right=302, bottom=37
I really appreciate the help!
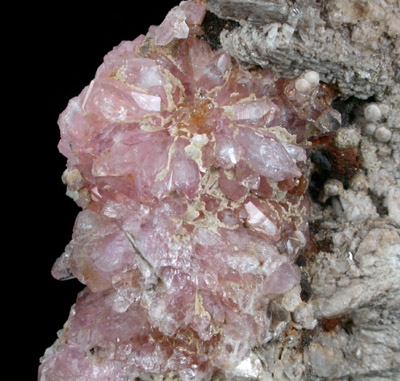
left=18, top=1, right=181, bottom=378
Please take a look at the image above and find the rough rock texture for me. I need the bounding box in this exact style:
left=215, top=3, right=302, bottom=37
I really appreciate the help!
left=39, top=0, right=400, bottom=380
left=201, top=0, right=400, bottom=380
left=207, top=0, right=400, bottom=100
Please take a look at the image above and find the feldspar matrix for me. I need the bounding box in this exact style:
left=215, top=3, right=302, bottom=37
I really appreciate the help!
left=39, top=1, right=340, bottom=379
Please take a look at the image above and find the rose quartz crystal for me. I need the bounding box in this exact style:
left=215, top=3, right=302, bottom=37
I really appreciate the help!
left=39, top=1, right=336, bottom=379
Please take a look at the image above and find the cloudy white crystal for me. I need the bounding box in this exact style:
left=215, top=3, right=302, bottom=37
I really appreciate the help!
left=374, top=126, right=392, bottom=143
left=364, top=103, right=382, bottom=122
left=303, top=70, right=320, bottom=87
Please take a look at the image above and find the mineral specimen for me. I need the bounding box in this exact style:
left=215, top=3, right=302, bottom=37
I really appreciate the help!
left=38, top=1, right=339, bottom=379
left=207, top=0, right=400, bottom=99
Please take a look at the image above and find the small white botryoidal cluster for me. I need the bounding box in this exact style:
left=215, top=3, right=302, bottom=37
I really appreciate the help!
left=363, top=122, right=377, bottom=136
left=295, top=70, right=320, bottom=95
left=363, top=102, right=392, bottom=143
left=364, top=103, right=382, bottom=122
left=375, top=125, right=392, bottom=143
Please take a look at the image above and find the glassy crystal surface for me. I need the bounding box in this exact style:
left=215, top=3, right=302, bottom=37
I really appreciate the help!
left=39, top=1, right=337, bottom=379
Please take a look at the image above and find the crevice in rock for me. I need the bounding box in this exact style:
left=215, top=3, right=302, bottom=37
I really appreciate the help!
left=200, top=10, right=239, bottom=50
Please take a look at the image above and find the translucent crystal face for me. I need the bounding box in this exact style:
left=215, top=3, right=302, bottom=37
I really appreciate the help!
left=40, top=1, right=336, bottom=379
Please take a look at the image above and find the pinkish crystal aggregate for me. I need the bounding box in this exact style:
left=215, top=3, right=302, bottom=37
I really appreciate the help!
left=39, top=1, right=337, bottom=379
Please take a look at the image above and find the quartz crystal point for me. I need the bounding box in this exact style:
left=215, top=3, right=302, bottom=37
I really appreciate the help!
left=39, top=1, right=337, bottom=379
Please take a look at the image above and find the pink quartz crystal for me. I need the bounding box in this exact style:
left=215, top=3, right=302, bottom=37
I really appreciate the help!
left=39, top=1, right=336, bottom=379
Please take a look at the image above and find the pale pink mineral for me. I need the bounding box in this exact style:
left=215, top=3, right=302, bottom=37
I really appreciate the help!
left=39, top=1, right=336, bottom=379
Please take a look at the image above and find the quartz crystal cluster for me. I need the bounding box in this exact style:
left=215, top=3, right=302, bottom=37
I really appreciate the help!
left=39, top=1, right=337, bottom=379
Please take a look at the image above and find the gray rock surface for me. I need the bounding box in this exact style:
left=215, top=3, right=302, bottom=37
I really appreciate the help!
left=206, top=0, right=400, bottom=100
left=205, top=0, right=400, bottom=379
